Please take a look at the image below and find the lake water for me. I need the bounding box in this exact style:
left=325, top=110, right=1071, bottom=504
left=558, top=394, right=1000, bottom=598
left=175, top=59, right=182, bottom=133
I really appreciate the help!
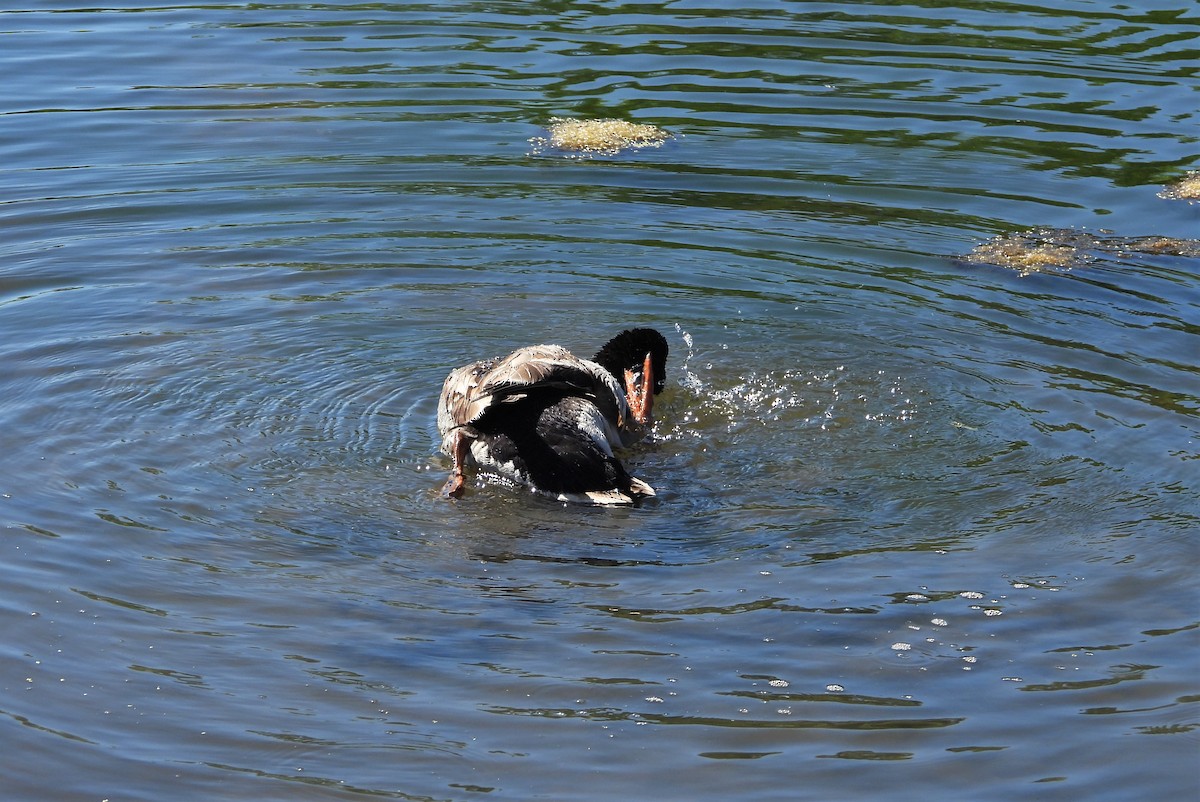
left=2, top=2, right=1198, bottom=800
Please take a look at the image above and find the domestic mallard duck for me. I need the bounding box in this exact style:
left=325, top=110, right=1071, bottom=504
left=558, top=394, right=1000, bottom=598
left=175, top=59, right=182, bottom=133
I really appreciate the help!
left=437, top=328, right=669, bottom=505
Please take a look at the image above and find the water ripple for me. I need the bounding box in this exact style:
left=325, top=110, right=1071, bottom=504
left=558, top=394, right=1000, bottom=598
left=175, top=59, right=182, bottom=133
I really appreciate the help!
left=2, top=2, right=1198, bottom=800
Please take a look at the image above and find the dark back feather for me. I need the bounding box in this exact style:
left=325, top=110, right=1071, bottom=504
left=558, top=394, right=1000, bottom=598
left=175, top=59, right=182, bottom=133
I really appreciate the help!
left=474, top=394, right=635, bottom=496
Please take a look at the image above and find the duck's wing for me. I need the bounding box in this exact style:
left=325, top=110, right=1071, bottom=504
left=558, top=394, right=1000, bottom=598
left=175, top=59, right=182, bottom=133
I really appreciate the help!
left=439, top=345, right=625, bottom=436
left=479, top=346, right=611, bottom=402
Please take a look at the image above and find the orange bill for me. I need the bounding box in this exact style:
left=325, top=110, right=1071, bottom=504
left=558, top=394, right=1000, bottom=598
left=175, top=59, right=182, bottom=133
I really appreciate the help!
left=624, top=352, right=655, bottom=425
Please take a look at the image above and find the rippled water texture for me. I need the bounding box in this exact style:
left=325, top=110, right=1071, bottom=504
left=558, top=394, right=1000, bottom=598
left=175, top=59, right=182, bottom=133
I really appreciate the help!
left=2, top=2, right=1198, bottom=800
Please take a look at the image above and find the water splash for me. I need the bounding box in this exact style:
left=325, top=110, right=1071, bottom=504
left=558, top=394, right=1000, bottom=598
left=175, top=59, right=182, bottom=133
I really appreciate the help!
left=672, top=322, right=701, bottom=394
left=660, top=344, right=923, bottom=443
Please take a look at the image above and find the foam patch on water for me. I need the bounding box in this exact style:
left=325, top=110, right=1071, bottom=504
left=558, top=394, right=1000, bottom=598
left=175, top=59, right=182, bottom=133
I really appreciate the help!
left=965, top=232, right=1079, bottom=276
left=1157, top=171, right=1200, bottom=201
left=529, top=117, right=673, bottom=157
left=964, top=227, right=1200, bottom=276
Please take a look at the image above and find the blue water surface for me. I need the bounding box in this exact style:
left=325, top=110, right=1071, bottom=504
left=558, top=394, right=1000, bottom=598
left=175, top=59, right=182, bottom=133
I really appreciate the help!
left=1, top=2, right=1197, bottom=800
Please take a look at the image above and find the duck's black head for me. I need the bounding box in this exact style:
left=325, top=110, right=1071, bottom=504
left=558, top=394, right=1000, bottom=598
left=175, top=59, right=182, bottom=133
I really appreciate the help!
left=593, top=328, right=669, bottom=394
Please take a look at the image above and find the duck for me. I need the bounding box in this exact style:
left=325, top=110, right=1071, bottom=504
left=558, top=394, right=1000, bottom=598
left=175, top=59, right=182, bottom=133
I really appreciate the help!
left=437, top=328, right=669, bottom=505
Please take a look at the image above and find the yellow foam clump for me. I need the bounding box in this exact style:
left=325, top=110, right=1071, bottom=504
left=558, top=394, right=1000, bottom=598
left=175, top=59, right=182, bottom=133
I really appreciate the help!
left=1158, top=171, right=1200, bottom=201
left=965, top=233, right=1078, bottom=276
left=1126, top=236, right=1200, bottom=255
left=965, top=228, right=1200, bottom=276
left=530, top=118, right=672, bottom=156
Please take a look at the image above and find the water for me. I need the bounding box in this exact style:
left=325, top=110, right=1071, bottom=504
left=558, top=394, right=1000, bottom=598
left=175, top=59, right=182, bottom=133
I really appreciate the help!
left=2, top=2, right=1198, bottom=800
